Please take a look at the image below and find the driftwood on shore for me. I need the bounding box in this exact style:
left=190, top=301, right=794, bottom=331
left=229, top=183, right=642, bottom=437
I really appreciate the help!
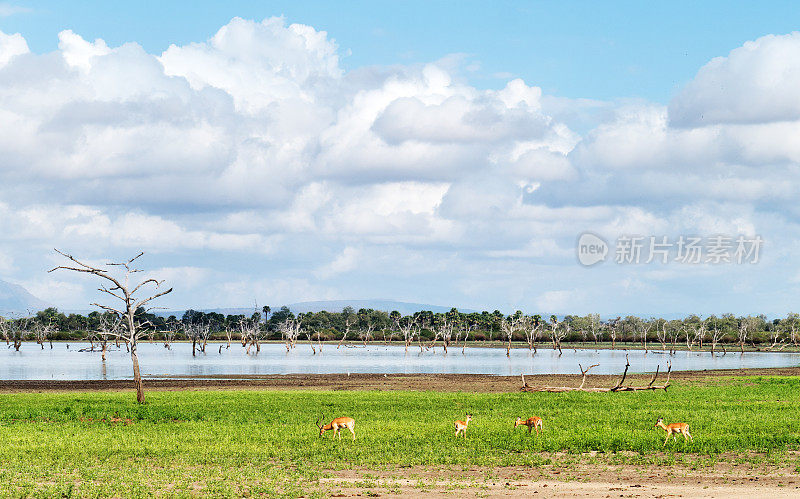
left=520, top=355, right=671, bottom=393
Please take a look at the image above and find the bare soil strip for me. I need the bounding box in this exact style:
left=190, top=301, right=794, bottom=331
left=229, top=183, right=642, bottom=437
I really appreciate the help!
left=321, top=461, right=800, bottom=498
left=1, top=366, right=798, bottom=392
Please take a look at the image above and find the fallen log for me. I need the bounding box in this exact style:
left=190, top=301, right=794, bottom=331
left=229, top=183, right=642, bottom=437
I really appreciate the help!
left=521, top=355, right=671, bottom=393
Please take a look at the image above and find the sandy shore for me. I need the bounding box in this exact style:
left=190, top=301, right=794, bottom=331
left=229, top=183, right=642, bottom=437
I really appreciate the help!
left=1, top=365, right=798, bottom=392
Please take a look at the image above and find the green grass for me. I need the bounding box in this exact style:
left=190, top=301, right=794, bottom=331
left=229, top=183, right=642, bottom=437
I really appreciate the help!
left=1, top=376, right=799, bottom=497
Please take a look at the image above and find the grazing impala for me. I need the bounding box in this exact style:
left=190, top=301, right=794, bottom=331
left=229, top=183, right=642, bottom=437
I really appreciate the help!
left=514, top=416, right=543, bottom=435
left=454, top=414, right=472, bottom=438
left=655, top=418, right=693, bottom=446
left=316, top=414, right=356, bottom=440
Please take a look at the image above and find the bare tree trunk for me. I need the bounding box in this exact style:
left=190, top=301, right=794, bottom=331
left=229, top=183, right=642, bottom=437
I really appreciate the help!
left=131, top=342, right=145, bottom=404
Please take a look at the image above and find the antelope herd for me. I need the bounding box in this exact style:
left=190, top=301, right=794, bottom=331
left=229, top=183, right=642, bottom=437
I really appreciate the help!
left=315, top=414, right=694, bottom=446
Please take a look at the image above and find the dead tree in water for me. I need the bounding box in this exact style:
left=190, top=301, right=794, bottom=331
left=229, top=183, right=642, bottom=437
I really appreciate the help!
left=337, top=314, right=355, bottom=349
left=436, top=315, right=455, bottom=353
left=520, top=355, right=671, bottom=393
left=186, top=323, right=211, bottom=356
left=395, top=316, right=417, bottom=352
left=89, top=313, right=123, bottom=361
left=33, top=319, right=55, bottom=349
left=500, top=316, right=519, bottom=357
left=49, top=250, right=172, bottom=404
left=7, top=316, right=28, bottom=351
left=0, top=318, right=9, bottom=346
left=549, top=317, right=567, bottom=355
left=239, top=318, right=263, bottom=354
left=522, top=316, right=543, bottom=352
left=279, top=318, right=301, bottom=351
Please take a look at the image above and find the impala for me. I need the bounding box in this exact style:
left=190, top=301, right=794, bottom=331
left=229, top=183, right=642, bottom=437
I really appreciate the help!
left=655, top=417, right=693, bottom=446
left=316, top=414, right=356, bottom=440
left=454, top=414, right=472, bottom=438
left=514, top=416, right=543, bottom=435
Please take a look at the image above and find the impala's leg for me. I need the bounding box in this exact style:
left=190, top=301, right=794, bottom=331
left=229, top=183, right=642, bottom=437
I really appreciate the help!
left=528, top=425, right=532, bottom=434
left=349, top=425, right=355, bottom=440
left=663, top=433, right=670, bottom=447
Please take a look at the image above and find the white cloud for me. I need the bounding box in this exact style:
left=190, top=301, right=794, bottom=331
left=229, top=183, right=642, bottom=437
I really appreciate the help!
left=315, top=246, right=360, bottom=279
left=58, top=29, right=111, bottom=72
left=0, top=3, right=29, bottom=18
left=670, top=32, right=800, bottom=126
left=2, top=21, right=800, bottom=315
left=0, top=29, right=27, bottom=66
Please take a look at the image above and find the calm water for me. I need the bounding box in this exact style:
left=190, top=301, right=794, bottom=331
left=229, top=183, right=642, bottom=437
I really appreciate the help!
left=1, top=342, right=798, bottom=380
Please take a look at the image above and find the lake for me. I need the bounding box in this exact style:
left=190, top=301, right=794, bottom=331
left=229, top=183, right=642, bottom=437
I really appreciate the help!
left=1, top=342, right=798, bottom=379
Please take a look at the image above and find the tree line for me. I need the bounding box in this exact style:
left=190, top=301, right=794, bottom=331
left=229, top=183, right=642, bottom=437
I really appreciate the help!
left=3, top=307, right=799, bottom=355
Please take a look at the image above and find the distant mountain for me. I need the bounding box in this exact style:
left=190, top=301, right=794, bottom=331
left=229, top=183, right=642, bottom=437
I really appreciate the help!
left=285, top=300, right=476, bottom=315
left=154, top=299, right=476, bottom=318
left=0, top=279, right=51, bottom=316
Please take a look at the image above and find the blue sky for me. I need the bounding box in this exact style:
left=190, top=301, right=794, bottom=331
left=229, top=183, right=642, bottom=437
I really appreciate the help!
left=4, top=1, right=800, bottom=102
left=2, top=2, right=800, bottom=317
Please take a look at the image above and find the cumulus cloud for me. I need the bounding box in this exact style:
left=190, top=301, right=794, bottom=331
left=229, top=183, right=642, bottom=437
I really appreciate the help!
left=2, top=20, right=800, bottom=314
left=670, top=32, right=800, bottom=127
left=0, top=30, right=27, bottom=66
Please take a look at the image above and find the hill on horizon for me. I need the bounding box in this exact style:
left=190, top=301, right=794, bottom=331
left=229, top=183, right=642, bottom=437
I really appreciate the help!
left=0, top=279, right=51, bottom=316
left=153, top=299, right=477, bottom=318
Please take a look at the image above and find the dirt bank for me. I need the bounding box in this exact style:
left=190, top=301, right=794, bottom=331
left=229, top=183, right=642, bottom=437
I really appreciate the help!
left=1, top=365, right=798, bottom=393
left=322, top=460, right=800, bottom=498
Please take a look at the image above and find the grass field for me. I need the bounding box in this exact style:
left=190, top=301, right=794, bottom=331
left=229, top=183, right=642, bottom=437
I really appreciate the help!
left=1, top=376, right=799, bottom=497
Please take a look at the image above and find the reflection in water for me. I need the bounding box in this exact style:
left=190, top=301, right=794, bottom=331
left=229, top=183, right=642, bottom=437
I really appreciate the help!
left=0, top=342, right=798, bottom=380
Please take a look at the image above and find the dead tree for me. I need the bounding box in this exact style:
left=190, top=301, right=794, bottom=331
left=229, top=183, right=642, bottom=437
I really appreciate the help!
left=305, top=328, right=323, bottom=354
left=89, top=314, right=123, bottom=361
left=279, top=318, right=301, bottom=351
left=358, top=318, right=375, bottom=347
left=669, top=322, right=683, bottom=355
left=33, top=319, right=55, bottom=349
left=500, top=316, right=518, bottom=357
left=550, top=319, right=567, bottom=355
left=186, top=323, right=210, bottom=356
left=589, top=314, right=603, bottom=347
left=709, top=322, right=725, bottom=356
left=460, top=321, right=477, bottom=354
left=49, top=250, right=172, bottom=404
left=162, top=321, right=179, bottom=350
left=522, top=316, right=542, bottom=352
left=337, top=315, right=355, bottom=349
left=8, top=316, right=28, bottom=351
left=608, top=317, right=620, bottom=349
left=521, top=355, right=671, bottom=393
left=688, top=323, right=705, bottom=350
left=239, top=318, right=262, bottom=354
left=636, top=318, right=653, bottom=352
left=767, top=326, right=786, bottom=351
left=738, top=317, right=759, bottom=354
left=655, top=319, right=668, bottom=351
left=0, top=318, right=9, bottom=345
left=396, top=316, right=417, bottom=352
left=436, top=315, right=455, bottom=353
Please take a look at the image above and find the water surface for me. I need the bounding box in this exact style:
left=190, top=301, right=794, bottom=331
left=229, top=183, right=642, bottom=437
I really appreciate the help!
left=1, top=342, right=798, bottom=380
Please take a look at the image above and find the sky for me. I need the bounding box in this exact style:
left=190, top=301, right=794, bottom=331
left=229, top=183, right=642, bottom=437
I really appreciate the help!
left=1, top=1, right=800, bottom=316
